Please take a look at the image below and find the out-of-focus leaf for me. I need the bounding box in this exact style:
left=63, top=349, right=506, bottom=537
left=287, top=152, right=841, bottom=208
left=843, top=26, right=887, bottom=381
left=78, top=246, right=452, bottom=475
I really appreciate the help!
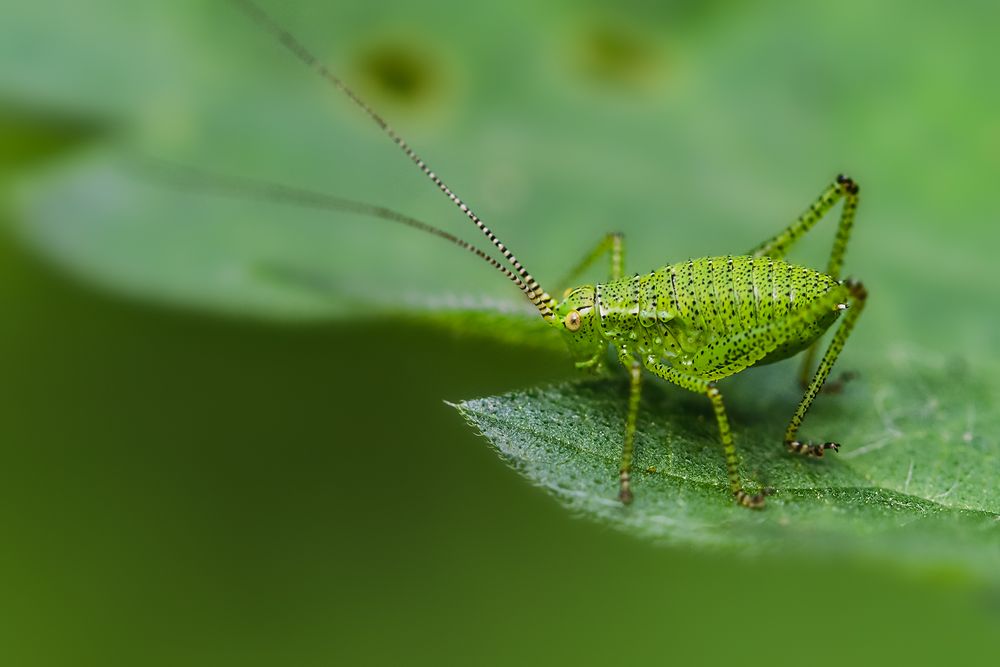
left=0, top=104, right=101, bottom=175
left=3, top=1, right=997, bottom=351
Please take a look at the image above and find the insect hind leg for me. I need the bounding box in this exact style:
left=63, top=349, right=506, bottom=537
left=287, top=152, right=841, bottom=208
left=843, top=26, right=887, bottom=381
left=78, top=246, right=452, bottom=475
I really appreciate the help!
left=748, top=175, right=859, bottom=270
left=747, top=174, right=861, bottom=386
left=785, top=279, right=868, bottom=456
left=632, top=281, right=856, bottom=508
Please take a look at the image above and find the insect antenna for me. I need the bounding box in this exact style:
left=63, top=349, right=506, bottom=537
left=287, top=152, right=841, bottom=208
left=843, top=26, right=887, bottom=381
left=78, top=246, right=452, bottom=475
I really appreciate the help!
left=138, top=158, right=538, bottom=300
left=231, top=0, right=556, bottom=320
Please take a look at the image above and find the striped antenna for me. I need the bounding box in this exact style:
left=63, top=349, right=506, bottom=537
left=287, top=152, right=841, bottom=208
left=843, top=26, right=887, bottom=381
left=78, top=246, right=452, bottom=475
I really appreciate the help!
left=139, top=158, right=538, bottom=302
left=231, top=0, right=555, bottom=320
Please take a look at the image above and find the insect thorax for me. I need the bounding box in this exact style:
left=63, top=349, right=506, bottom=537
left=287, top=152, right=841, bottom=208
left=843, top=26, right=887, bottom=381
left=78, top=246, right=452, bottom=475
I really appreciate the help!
left=593, top=255, right=847, bottom=378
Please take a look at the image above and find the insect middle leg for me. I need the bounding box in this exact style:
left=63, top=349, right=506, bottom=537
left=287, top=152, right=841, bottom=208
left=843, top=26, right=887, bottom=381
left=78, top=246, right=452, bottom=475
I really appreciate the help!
left=748, top=175, right=861, bottom=385
left=555, top=232, right=624, bottom=294
left=695, top=280, right=865, bottom=459
left=616, top=349, right=642, bottom=504
left=639, top=357, right=768, bottom=508
left=633, top=282, right=859, bottom=505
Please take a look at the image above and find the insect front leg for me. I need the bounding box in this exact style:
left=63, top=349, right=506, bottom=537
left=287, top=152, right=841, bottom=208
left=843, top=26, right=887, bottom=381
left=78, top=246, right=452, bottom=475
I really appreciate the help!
left=616, top=348, right=643, bottom=504
left=641, top=358, right=768, bottom=509
left=785, top=279, right=868, bottom=456
left=555, top=232, right=624, bottom=295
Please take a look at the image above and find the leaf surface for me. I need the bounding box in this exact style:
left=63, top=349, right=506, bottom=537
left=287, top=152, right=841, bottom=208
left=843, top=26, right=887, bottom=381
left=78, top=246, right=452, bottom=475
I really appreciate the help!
left=456, top=349, right=1000, bottom=580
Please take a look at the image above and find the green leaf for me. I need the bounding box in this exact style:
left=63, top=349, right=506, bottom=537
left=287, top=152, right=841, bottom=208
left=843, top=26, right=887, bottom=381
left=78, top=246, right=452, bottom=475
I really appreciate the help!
left=5, top=0, right=999, bottom=346
left=455, top=348, right=1000, bottom=581
left=3, top=0, right=1000, bottom=575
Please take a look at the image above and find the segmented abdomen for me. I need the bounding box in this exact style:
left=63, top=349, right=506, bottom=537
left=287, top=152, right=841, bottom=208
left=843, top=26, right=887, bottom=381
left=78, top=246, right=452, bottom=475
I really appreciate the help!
left=596, top=256, right=841, bottom=352
left=662, top=256, right=839, bottom=334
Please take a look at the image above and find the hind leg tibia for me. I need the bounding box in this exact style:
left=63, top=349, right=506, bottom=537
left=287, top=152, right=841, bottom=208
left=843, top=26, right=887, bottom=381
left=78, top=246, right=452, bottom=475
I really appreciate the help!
left=785, top=280, right=868, bottom=455
left=748, top=175, right=861, bottom=385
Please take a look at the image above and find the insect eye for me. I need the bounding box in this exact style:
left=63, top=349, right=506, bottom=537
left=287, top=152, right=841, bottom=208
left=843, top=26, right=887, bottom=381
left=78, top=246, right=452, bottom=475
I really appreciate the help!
left=564, top=310, right=582, bottom=332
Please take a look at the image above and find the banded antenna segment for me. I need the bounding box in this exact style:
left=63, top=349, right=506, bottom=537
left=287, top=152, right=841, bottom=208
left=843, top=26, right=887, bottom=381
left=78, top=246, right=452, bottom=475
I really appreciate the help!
left=231, top=0, right=555, bottom=320
left=140, top=158, right=540, bottom=305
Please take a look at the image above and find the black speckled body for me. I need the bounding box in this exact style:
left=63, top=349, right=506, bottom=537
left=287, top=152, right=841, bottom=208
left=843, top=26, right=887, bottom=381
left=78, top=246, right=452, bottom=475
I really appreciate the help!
left=595, top=256, right=847, bottom=381
left=551, top=175, right=866, bottom=508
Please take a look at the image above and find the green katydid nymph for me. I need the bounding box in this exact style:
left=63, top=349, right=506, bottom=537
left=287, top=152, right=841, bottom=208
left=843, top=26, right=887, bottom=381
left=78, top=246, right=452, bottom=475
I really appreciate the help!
left=231, top=0, right=866, bottom=509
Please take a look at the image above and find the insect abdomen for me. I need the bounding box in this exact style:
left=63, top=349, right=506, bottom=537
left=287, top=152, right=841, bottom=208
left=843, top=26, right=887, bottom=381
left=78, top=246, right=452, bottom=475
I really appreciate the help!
left=666, top=256, right=840, bottom=333
left=596, top=256, right=844, bottom=370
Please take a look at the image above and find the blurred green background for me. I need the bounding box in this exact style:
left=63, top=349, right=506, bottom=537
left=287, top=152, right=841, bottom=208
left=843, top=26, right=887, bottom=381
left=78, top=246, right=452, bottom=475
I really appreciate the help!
left=1, top=0, right=998, bottom=664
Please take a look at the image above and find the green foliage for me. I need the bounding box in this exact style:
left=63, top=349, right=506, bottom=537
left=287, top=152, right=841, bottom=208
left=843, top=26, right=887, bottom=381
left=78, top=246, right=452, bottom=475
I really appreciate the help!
left=456, top=348, right=1000, bottom=580
left=4, top=0, right=997, bottom=344
left=2, top=0, right=998, bottom=581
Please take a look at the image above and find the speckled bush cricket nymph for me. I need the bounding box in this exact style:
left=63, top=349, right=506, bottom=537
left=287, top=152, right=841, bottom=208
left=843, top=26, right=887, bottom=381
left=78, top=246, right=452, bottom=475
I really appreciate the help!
left=230, top=0, right=867, bottom=509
